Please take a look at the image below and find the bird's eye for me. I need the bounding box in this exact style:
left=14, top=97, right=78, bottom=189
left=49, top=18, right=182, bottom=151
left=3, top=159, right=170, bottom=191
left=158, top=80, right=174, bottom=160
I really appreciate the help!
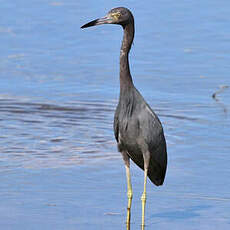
left=111, top=12, right=121, bottom=21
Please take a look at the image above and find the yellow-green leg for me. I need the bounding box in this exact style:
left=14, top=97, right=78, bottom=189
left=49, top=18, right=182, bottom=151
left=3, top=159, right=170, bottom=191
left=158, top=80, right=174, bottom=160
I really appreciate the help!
left=125, top=164, right=133, bottom=229
left=141, top=168, right=148, bottom=230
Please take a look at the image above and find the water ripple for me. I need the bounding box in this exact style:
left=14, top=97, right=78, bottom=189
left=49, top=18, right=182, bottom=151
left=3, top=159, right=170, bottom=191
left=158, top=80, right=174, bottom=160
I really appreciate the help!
left=0, top=98, right=117, bottom=170
left=0, top=96, right=228, bottom=170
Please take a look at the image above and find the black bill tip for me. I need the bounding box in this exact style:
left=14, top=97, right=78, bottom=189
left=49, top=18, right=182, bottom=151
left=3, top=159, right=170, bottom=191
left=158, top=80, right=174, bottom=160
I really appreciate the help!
left=81, top=19, right=99, bottom=29
left=81, top=16, right=111, bottom=29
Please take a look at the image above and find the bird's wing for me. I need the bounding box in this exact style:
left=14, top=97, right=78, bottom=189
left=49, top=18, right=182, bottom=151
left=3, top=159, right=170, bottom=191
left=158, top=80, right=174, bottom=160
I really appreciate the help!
left=137, top=103, right=167, bottom=185
left=139, top=104, right=163, bottom=147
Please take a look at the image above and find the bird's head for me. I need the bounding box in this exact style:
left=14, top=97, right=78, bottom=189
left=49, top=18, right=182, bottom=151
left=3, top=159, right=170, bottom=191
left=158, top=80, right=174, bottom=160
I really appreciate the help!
left=81, top=7, right=134, bottom=29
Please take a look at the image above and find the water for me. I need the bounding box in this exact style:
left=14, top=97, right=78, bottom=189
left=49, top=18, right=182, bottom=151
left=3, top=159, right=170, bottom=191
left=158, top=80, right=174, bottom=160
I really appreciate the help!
left=0, top=0, right=230, bottom=229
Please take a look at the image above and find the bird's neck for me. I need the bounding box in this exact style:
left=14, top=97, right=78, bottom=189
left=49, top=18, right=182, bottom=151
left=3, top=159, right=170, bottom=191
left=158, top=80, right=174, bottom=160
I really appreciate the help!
left=119, top=22, right=135, bottom=92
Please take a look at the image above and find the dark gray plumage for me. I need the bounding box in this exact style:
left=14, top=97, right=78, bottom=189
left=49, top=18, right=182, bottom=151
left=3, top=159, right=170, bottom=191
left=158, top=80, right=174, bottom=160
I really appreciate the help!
left=81, top=7, right=167, bottom=228
left=114, top=85, right=167, bottom=185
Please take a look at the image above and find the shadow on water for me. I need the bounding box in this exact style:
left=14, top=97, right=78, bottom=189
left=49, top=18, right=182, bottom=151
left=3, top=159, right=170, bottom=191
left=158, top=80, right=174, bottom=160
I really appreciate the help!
left=151, top=205, right=210, bottom=220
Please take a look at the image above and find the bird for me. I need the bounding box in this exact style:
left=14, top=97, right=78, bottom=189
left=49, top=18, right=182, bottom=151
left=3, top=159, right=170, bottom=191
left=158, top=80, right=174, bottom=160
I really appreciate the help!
left=81, top=7, right=167, bottom=229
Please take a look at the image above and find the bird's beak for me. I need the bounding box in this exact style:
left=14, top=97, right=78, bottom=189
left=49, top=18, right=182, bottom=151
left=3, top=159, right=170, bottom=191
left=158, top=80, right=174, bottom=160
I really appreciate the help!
left=81, top=15, right=112, bottom=29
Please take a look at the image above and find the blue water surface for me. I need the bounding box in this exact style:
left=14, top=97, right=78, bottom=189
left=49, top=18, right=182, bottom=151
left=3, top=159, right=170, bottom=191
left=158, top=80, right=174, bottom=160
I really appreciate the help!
left=0, top=0, right=230, bottom=229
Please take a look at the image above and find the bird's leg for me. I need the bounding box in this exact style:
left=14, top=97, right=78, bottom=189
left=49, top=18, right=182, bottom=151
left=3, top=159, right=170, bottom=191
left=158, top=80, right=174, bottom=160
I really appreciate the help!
left=125, top=163, right=133, bottom=228
left=122, top=152, right=133, bottom=229
left=141, top=153, right=150, bottom=230
left=141, top=168, right=148, bottom=230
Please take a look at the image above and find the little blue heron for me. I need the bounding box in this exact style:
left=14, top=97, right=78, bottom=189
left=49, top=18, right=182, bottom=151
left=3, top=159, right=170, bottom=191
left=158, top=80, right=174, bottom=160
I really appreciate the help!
left=81, top=7, right=167, bottom=228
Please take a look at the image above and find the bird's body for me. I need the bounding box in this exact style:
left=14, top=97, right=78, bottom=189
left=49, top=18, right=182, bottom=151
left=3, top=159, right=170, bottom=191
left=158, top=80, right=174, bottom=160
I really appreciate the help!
left=114, top=85, right=167, bottom=185
left=81, top=7, right=167, bottom=229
